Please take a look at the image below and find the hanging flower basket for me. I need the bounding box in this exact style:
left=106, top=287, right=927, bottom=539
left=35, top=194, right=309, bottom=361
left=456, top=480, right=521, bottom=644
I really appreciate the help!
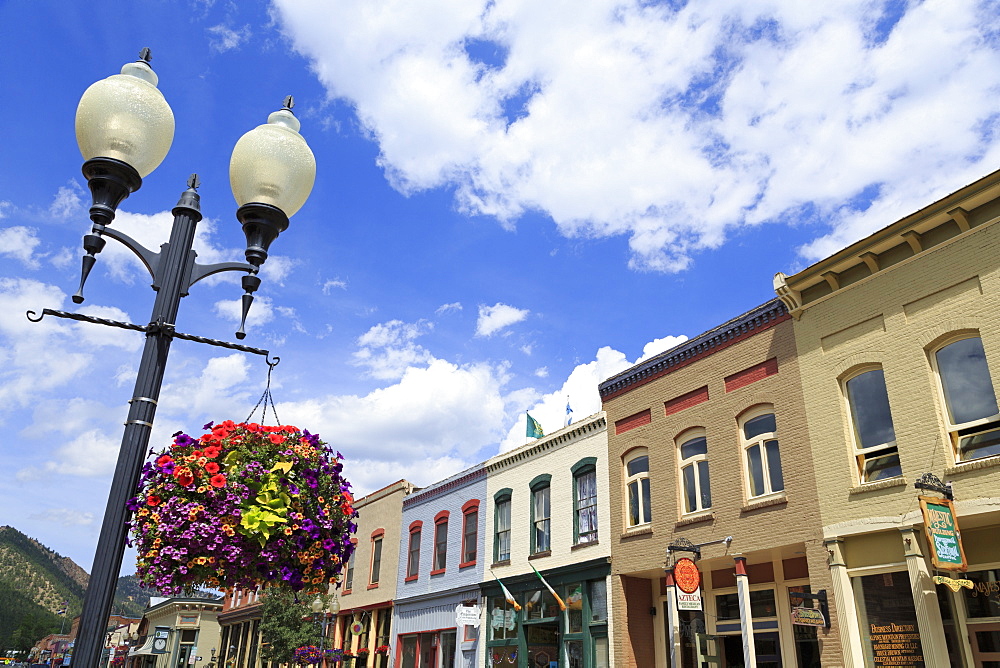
left=294, top=645, right=324, bottom=665
left=129, top=420, right=358, bottom=595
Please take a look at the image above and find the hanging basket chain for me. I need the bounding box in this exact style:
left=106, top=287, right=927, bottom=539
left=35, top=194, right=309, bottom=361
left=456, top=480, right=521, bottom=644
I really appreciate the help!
left=246, top=357, right=281, bottom=425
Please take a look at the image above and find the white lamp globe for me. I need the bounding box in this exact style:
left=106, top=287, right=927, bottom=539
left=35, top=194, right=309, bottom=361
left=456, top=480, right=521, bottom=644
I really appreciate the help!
left=75, top=54, right=174, bottom=178
left=229, top=102, right=316, bottom=217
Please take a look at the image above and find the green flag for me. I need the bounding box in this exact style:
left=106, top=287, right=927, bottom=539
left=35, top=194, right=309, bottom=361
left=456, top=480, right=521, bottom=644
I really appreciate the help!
left=526, top=412, right=544, bottom=439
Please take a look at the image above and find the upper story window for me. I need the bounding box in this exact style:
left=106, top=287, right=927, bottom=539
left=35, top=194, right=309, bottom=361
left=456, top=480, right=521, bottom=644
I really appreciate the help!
left=432, top=511, right=449, bottom=574
left=844, top=367, right=901, bottom=482
left=572, top=458, right=598, bottom=544
left=740, top=408, right=784, bottom=498
left=406, top=521, right=422, bottom=580
left=678, top=431, right=711, bottom=514
left=370, top=530, right=384, bottom=586
left=494, top=489, right=512, bottom=563
left=934, top=335, right=1000, bottom=462
left=624, top=449, right=651, bottom=527
left=344, top=539, right=357, bottom=591
left=530, top=475, right=551, bottom=554
left=461, top=500, right=479, bottom=567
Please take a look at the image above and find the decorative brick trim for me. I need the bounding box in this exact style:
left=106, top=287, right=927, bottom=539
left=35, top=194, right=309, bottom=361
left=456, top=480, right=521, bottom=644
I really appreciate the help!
left=620, top=525, right=653, bottom=539
left=945, top=454, right=1000, bottom=475
left=848, top=477, right=907, bottom=496
left=462, top=499, right=480, bottom=513
left=434, top=510, right=450, bottom=524
left=675, top=512, right=714, bottom=527
left=725, top=358, right=778, bottom=392
left=664, top=386, right=709, bottom=416
left=409, top=520, right=423, bottom=532
left=615, top=409, right=651, bottom=435
left=740, top=494, right=787, bottom=513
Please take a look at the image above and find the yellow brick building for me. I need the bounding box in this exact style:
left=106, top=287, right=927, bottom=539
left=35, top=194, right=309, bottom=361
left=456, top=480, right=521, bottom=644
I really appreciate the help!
left=774, top=169, right=1000, bottom=667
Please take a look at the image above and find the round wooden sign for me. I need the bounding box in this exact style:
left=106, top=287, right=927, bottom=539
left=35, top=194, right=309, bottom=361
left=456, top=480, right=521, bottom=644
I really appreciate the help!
left=674, top=557, right=701, bottom=594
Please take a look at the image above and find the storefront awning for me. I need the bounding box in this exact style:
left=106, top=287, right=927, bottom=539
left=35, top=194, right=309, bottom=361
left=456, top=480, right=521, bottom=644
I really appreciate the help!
left=128, top=638, right=156, bottom=657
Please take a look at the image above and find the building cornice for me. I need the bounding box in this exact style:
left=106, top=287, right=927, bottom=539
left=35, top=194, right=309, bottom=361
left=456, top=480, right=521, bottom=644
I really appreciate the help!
left=403, top=466, right=486, bottom=509
left=598, top=299, right=788, bottom=402
left=485, top=413, right=607, bottom=473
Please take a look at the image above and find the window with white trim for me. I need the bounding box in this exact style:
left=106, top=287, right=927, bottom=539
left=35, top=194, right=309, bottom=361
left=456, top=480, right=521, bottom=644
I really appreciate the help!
left=572, top=458, right=598, bottom=544
left=530, top=475, right=551, bottom=554
left=624, top=449, right=651, bottom=527
left=740, top=408, right=784, bottom=498
left=934, top=335, right=1000, bottom=461
left=844, top=367, right=901, bottom=482
left=678, top=431, right=711, bottom=514
left=494, top=490, right=511, bottom=563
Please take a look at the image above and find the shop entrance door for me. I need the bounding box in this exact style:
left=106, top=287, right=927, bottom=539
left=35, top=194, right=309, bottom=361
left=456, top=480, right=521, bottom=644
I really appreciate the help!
left=525, top=622, right=558, bottom=668
left=970, top=622, right=1000, bottom=667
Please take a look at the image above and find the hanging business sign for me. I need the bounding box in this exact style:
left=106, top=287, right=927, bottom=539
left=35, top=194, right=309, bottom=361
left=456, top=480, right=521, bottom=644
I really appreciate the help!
left=790, top=606, right=827, bottom=627
left=455, top=604, right=482, bottom=627
left=919, top=496, right=967, bottom=571
left=674, top=557, right=703, bottom=611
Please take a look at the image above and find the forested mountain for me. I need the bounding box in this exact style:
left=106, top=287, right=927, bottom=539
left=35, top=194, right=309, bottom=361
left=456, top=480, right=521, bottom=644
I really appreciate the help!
left=0, top=526, right=165, bottom=655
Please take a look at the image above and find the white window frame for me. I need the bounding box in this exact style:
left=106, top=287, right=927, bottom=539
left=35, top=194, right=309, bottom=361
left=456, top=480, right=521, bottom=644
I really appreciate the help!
left=842, top=366, right=901, bottom=484
left=739, top=406, right=784, bottom=500
left=677, top=429, right=711, bottom=515
left=624, top=448, right=651, bottom=527
left=931, top=333, right=1000, bottom=462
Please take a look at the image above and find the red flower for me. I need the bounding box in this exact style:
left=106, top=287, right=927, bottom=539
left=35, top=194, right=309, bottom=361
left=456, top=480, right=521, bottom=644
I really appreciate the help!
left=203, top=445, right=221, bottom=459
left=147, top=495, right=161, bottom=506
left=176, top=474, right=194, bottom=487
left=156, top=454, right=173, bottom=466
left=268, top=434, right=286, bottom=445
left=192, top=450, right=203, bottom=458
left=210, top=474, right=227, bottom=488
left=205, top=462, right=220, bottom=474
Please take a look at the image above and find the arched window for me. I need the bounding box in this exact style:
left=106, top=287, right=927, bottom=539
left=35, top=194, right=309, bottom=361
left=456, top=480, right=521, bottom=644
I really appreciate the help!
left=678, top=430, right=711, bottom=514
left=369, top=530, right=384, bottom=586
left=432, top=511, right=449, bottom=575
left=494, top=489, right=512, bottom=563
left=933, top=335, right=1000, bottom=461
left=460, top=500, right=479, bottom=567
left=405, top=520, right=422, bottom=581
left=572, top=457, right=598, bottom=544
left=739, top=407, right=784, bottom=498
left=624, top=449, right=651, bottom=527
left=530, top=474, right=551, bottom=554
left=844, top=366, right=900, bottom=482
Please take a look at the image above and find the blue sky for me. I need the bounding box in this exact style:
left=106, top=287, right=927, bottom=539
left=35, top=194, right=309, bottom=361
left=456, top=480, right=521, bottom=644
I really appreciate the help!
left=2, top=0, right=1000, bottom=574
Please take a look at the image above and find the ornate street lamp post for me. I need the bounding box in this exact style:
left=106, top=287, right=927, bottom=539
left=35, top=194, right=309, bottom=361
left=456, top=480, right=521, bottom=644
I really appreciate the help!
left=30, top=49, right=316, bottom=668
left=311, top=595, right=341, bottom=667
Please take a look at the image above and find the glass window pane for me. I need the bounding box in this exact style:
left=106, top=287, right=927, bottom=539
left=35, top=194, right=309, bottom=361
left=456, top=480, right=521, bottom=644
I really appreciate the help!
left=683, top=465, right=697, bottom=513
left=747, top=444, right=764, bottom=496
left=847, top=369, right=897, bottom=449
left=765, top=440, right=783, bottom=492
left=937, top=337, right=999, bottom=425
left=744, top=413, right=776, bottom=440
left=960, top=426, right=1000, bottom=460
left=698, top=460, right=712, bottom=509
left=627, top=455, right=648, bottom=476
left=863, top=449, right=902, bottom=482
left=640, top=476, right=651, bottom=522
left=566, top=583, right=584, bottom=633
left=680, top=436, right=707, bottom=459
left=589, top=580, right=608, bottom=621
left=628, top=481, right=640, bottom=526
left=371, top=539, right=382, bottom=584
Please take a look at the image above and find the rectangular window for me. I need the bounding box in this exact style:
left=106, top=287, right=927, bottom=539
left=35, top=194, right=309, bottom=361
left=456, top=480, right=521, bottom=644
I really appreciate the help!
left=625, top=453, right=651, bottom=526
left=575, top=469, right=598, bottom=544
left=462, top=509, right=478, bottom=564
left=741, top=411, right=784, bottom=498
left=495, top=499, right=511, bottom=562
left=370, top=537, right=382, bottom=585
left=406, top=529, right=420, bottom=578
left=433, top=519, right=448, bottom=572
left=345, top=547, right=356, bottom=590
left=532, top=485, right=551, bottom=553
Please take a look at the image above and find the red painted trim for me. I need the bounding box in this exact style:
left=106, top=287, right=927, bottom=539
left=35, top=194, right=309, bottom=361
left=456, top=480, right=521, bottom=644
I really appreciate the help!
left=350, top=537, right=358, bottom=545
left=724, top=358, right=779, bottom=392
left=615, top=409, right=651, bottom=435
left=370, top=528, right=385, bottom=540
left=409, top=520, right=423, bottom=532
left=404, top=574, right=418, bottom=582
left=366, top=583, right=379, bottom=590
left=434, top=510, right=450, bottom=524
left=664, top=386, right=709, bottom=416
left=734, top=556, right=748, bottom=576
left=458, top=559, right=477, bottom=569
left=430, top=567, right=446, bottom=576
left=462, top=499, right=480, bottom=513
left=602, top=312, right=791, bottom=402
left=664, top=568, right=675, bottom=587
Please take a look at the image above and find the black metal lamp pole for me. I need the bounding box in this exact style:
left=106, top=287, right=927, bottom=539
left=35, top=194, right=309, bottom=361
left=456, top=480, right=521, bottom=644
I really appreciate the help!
left=29, top=50, right=316, bottom=668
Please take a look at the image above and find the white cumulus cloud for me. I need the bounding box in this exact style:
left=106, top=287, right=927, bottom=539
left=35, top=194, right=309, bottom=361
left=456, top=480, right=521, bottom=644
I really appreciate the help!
left=476, top=302, right=529, bottom=337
